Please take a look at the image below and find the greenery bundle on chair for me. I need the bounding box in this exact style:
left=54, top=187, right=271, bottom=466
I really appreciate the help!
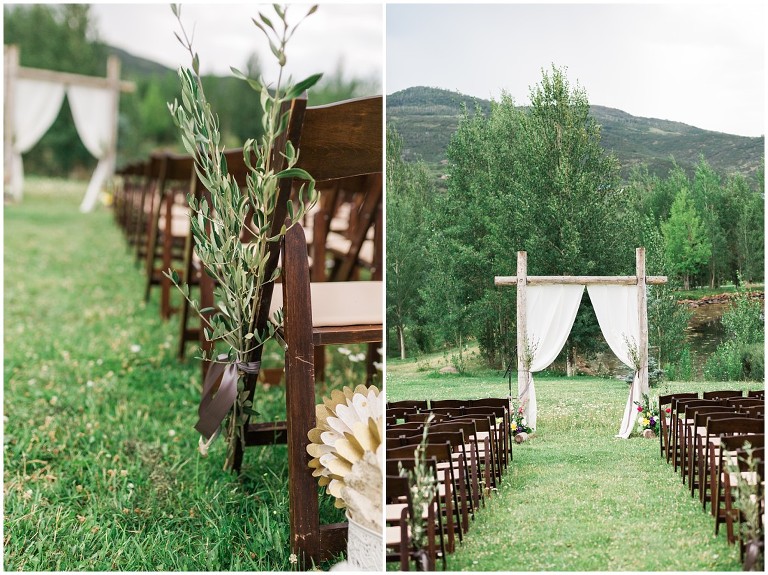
left=167, top=4, right=321, bottom=469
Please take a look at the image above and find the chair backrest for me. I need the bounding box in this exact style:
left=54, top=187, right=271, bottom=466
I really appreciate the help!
left=659, top=392, right=698, bottom=407
left=706, top=417, right=764, bottom=436
left=693, top=409, right=739, bottom=429
left=388, top=400, right=429, bottom=411
left=431, top=399, right=469, bottom=410
left=405, top=412, right=450, bottom=423
left=720, top=434, right=766, bottom=452
left=725, top=397, right=764, bottom=408
left=702, top=390, right=743, bottom=400
left=746, top=390, right=764, bottom=399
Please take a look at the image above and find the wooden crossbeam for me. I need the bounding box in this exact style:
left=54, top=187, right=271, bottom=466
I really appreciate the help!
left=495, top=275, right=667, bottom=286
left=15, top=63, right=135, bottom=92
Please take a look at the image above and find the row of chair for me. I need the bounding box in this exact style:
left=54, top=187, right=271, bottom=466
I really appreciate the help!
left=659, top=389, right=764, bottom=567
left=110, top=95, right=384, bottom=568
left=384, top=398, right=514, bottom=570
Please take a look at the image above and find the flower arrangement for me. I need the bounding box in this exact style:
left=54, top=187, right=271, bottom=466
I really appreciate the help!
left=510, top=398, right=532, bottom=435
left=633, top=393, right=660, bottom=435
left=306, top=384, right=383, bottom=531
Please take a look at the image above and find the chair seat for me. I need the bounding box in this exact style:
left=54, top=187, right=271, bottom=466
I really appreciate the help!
left=386, top=524, right=410, bottom=547
left=270, top=281, right=382, bottom=327
left=326, top=231, right=375, bottom=265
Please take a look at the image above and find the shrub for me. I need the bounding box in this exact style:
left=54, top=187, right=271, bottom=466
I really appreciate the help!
left=740, top=343, right=765, bottom=381
left=703, top=340, right=744, bottom=381
left=666, top=346, right=693, bottom=381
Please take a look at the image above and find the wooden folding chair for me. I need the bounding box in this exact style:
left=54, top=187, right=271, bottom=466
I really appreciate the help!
left=706, top=418, right=764, bottom=524
left=385, top=474, right=417, bottom=571
left=722, top=446, right=764, bottom=547
left=386, top=458, right=447, bottom=570
left=251, top=95, right=382, bottom=565
left=142, top=152, right=194, bottom=319
left=658, top=392, right=698, bottom=460
left=388, top=442, right=463, bottom=551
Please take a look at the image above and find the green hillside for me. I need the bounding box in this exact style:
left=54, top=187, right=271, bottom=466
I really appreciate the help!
left=387, top=86, right=764, bottom=187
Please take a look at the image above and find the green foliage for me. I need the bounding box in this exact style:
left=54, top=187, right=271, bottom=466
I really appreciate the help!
left=385, top=127, right=433, bottom=359
left=387, top=86, right=764, bottom=190
left=665, top=346, right=693, bottom=382
left=415, top=66, right=633, bottom=368
left=704, top=286, right=764, bottom=381
left=661, top=188, right=711, bottom=290
left=167, top=4, right=320, bottom=468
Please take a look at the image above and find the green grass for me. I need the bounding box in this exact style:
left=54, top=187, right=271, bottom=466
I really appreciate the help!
left=387, top=349, right=760, bottom=571
left=3, top=178, right=373, bottom=571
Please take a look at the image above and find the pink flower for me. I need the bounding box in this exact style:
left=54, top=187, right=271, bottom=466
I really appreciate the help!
left=637, top=406, right=643, bottom=412
left=665, top=408, right=671, bottom=414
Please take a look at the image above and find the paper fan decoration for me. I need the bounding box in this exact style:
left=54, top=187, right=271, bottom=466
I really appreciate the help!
left=307, top=384, right=383, bottom=509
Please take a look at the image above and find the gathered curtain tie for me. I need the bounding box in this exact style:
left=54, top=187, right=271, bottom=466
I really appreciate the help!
left=195, top=353, right=261, bottom=439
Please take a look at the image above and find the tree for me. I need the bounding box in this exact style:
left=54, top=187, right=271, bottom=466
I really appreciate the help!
left=419, top=66, right=635, bottom=370
left=661, top=188, right=711, bottom=290
left=386, top=127, right=433, bottom=359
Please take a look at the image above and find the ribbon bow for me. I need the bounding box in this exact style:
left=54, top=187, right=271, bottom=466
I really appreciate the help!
left=196, top=353, right=261, bottom=439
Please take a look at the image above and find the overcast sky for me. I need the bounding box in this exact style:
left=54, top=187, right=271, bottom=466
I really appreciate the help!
left=90, top=3, right=383, bottom=88
left=387, top=2, right=765, bottom=137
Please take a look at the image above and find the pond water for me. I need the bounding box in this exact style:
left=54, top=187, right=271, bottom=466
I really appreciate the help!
left=572, top=300, right=758, bottom=378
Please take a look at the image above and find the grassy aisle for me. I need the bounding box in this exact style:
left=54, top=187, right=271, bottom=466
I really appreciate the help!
left=387, top=354, right=756, bottom=571
left=3, top=179, right=351, bottom=570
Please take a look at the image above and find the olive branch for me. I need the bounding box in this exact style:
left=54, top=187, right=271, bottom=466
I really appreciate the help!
left=166, top=4, right=321, bottom=468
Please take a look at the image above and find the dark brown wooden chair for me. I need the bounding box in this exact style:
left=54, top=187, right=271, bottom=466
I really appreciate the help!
left=256, top=95, right=383, bottom=566
left=658, top=392, right=698, bottom=460
left=722, top=446, right=764, bottom=547
left=671, top=398, right=721, bottom=471
left=386, top=458, right=447, bottom=570
left=142, top=152, right=194, bottom=320
left=385, top=474, right=417, bottom=571
left=706, top=418, right=764, bottom=525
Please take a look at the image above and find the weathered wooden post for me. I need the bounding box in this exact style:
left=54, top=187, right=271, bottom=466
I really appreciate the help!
left=516, top=251, right=528, bottom=401
left=636, top=247, right=649, bottom=391
left=4, top=45, right=19, bottom=196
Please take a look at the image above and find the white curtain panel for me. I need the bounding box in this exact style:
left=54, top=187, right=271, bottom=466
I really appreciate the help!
left=67, top=85, right=113, bottom=158
left=587, top=284, right=646, bottom=439
left=10, top=79, right=67, bottom=200
left=67, top=85, right=116, bottom=212
left=523, top=284, right=585, bottom=429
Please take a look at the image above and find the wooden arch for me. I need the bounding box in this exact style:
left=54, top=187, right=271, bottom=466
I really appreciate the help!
left=3, top=45, right=135, bottom=210
left=495, top=247, right=667, bottom=394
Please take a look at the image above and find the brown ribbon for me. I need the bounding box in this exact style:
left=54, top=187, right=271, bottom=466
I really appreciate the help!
left=195, top=353, right=261, bottom=439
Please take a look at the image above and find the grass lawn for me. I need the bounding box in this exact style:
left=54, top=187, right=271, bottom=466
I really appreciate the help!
left=387, top=351, right=761, bottom=571
left=3, top=178, right=370, bottom=571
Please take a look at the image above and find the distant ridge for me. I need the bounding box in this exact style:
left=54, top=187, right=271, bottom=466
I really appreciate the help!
left=387, top=86, right=764, bottom=187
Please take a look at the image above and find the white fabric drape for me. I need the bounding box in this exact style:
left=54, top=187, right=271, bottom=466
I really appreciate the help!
left=67, top=85, right=115, bottom=212
left=10, top=79, right=67, bottom=200
left=522, top=284, right=585, bottom=429
left=587, top=284, right=645, bottom=439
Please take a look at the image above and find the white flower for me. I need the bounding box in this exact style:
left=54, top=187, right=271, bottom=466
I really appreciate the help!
left=86, top=380, right=95, bottom=388
left=337, top=347, right=351, bottom=356
left=373, top=361, right=383, bottom=371
left=130, top=344, right=141, bottom=353
left=289, top=554, right=298, bottom=565
left=168, top=429, right=176, bottom=437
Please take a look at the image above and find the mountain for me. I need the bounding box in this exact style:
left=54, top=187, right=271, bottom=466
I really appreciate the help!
left=387, top=86, right=764, bottom=188
left=106, top=45, right=175, bottom=78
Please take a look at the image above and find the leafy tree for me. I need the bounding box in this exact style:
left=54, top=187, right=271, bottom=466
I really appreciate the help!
left=386, top=127, right=433, bottom=359
left=420, top=66, right=635, bottom=370
left=661, top=188, right=711, bottom=290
